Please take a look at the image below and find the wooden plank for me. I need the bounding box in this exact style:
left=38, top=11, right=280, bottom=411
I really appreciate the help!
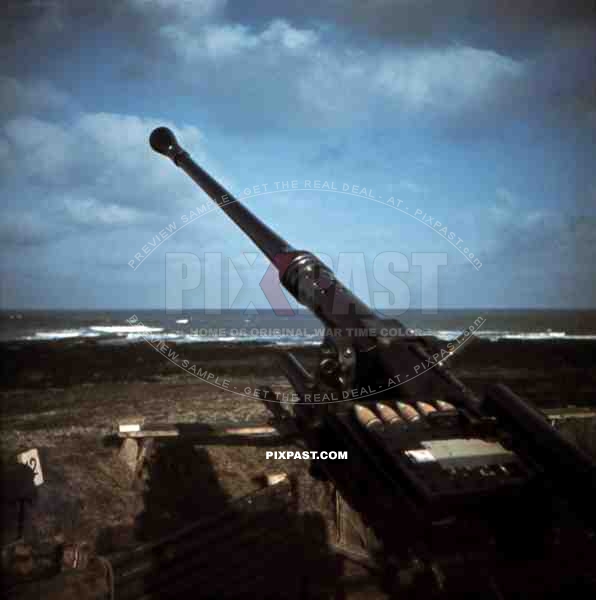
left=542, top=408, right=596, bottom=421
left=116, top=421, right=297, bottom=445
left=118, top=423, right=278, bottom=437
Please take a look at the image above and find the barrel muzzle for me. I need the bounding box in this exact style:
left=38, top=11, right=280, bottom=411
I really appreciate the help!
left=149, top=127, right=187, bottom=165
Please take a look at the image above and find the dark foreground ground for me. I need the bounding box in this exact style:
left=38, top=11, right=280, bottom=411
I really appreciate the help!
left=1, top=338, right=595, bottom=598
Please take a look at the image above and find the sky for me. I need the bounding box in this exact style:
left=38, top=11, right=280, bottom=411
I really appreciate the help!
left=1, top=0, right=595, bottom=311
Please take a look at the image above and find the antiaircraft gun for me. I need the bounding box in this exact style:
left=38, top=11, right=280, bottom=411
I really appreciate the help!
left=149, top=127, right=596, bottom=597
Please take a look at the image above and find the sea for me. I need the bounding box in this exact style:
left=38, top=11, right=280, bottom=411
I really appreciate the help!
left=2, top=309, right=596, bottom=346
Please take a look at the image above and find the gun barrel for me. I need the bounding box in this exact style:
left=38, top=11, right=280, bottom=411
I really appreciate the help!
left=150, top=127, right=399, bottom=337
left=149, top=127, right=294, bottom=263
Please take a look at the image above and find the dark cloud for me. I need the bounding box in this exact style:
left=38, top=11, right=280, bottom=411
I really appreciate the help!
left=224, top=1, right=596, bottom=132
left=0, top=0, right=186, bottom=80
left=226, top=1, right=596, bottom=52
left=1, top=1, right=594, bottom=134
left=0, top=76, right=71, bottom=118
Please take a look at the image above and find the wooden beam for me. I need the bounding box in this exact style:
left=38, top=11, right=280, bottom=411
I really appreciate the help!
left=116, top=420, right=298, bottom=445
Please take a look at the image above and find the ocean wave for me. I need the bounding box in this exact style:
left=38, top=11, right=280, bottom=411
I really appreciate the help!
left=124, top=332, right=184, bottom=341
left=27, top=330, right=101, bottom=341
left=13, top=326, right=596, bottom=344
left=90, top=325, right=164, bottom=334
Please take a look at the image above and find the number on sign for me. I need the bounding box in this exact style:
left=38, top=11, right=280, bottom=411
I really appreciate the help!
left=16, top=448, right=44, bottom=486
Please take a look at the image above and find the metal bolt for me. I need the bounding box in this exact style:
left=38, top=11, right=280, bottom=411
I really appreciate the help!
left=320, top=358, right=337, bottom=375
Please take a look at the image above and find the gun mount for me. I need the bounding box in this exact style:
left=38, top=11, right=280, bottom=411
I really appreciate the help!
left=150, top=127, right=596, bottom=596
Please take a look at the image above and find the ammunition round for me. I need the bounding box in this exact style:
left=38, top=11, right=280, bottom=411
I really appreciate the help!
left=375, top=403, right=403, bottom=425
left=416, top=402, right=437, bottom=416
left=354, top=404, right=382, bottom=428
left=396, top=402, right=421, bottom=422
left=435, top=400, right=456, bottom=412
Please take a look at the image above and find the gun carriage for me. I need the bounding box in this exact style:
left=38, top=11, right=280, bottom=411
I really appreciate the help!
left=149, top=127, right=596, bottom=596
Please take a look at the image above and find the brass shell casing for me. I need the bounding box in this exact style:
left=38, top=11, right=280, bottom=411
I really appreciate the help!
left=416, top=402, right=437, bottom=416
left=375, top=403, right=403, bottom=425
left=354, top=404, right=382, bottom=428
left=435, top=400, right=456, bottom=412
left=396, top=402, right=421, bottom=422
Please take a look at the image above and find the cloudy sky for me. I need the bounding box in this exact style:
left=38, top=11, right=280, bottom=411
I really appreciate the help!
left=1, top=0, right=595, bottom=311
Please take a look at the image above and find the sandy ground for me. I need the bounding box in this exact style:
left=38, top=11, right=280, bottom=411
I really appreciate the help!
left=1, top=338, right=595, bottom=598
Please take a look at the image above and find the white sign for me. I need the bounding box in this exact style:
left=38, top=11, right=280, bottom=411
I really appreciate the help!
left=119, top=423, right=141, bottom=433
left=17, top=448, right=44, bottom=486
left=405, top=449, right=436, bottom=464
